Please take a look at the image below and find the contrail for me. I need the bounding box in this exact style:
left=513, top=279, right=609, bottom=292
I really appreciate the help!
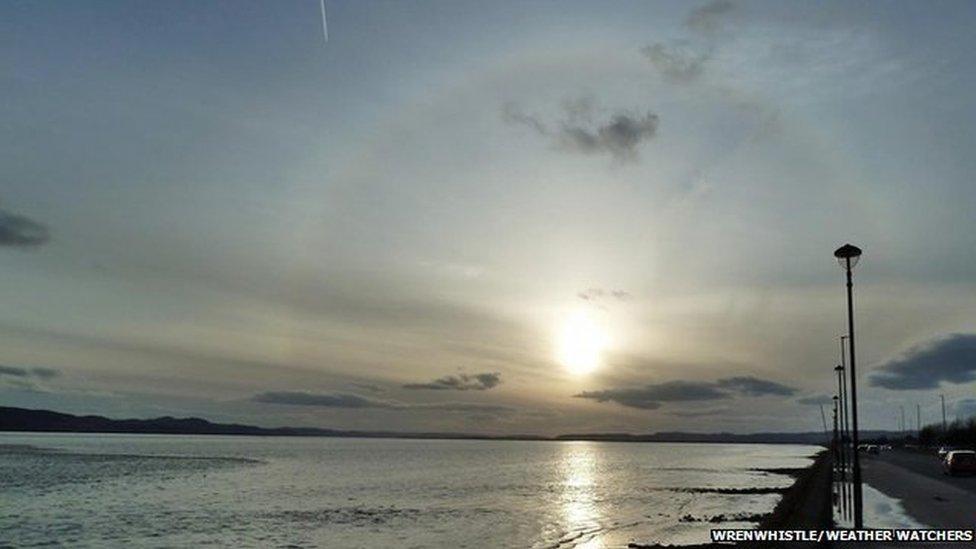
left=319, top=0, right=328, bottom=43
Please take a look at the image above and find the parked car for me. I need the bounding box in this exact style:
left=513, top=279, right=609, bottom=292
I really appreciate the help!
left=866, top=445, right=880, bottom=455
left=943, top=450, right=976, bottom=476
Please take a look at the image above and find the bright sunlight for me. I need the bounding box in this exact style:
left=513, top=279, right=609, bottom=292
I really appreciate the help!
left=557, top=309, right=609, bottom=375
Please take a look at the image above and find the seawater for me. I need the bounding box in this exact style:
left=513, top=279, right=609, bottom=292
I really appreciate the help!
left=0, top=433, right=818, bottom=548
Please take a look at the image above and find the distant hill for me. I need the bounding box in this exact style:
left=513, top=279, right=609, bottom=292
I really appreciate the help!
left=0, top=406, right=538, bottom=440
left=0, top=406, right=896, bottom=444
left=555, top=431, right=897, bottom=445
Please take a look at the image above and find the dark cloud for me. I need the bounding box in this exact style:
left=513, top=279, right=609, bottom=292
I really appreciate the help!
left=403, top=372, right=501, bottom=391
left=716, top=376, right=797, bottom=396
left=575, top=381, right=729, bottom=410
left=559, top=112, right=659, bottom=161
left=797, top=394, right=834, bottom=406
left=869, top=334, right=976, bottom=390
left=0, top=365, right=28, bottom=377
left=0, top=365, right=59, bottom=379
left=252, top=391, right=515, bottom=415
left=0, top=207, right=50, bottom=248
left=503, top=102, right=659, bottom=162
left=685, top=0, right=735, bottom=34
left=576, top=375, right=795, bottom=410
left=641, top=43, right=709, bottom=83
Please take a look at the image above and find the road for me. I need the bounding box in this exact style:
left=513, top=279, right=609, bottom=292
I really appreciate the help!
left=859, top=449, right=976, bottom=527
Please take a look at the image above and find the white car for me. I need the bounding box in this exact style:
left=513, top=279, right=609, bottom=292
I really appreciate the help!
left=944, top=451, right=976, bottom=476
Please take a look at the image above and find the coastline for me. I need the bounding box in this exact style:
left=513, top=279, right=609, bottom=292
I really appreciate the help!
left=629, top=450, right=833, bottom=549
left=1, top=406, right=890, bottom=444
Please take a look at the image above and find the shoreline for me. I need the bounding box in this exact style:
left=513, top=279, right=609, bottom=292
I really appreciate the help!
left=0, top=406, right=877, bottom=444
left=629, top=451, right=833, bottom=549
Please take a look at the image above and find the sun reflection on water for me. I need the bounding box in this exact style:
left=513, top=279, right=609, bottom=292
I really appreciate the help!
left=557, top=442, right=606, bottom=549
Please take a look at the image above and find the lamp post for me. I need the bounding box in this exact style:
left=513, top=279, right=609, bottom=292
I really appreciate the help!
left=840, top=336, right=850, bottom=446
left=832, top=396, right=840, bottom=471
left=834, top=243, right=863, bottom=528
left=941, top=394, right=948, bottom=435
left=834, top=363, right=848, bottom=519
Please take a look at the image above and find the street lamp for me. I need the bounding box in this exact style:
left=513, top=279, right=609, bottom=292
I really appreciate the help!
left=834, top=364, right=847, bottom=516
left=834, top=243, right=863, bottom=528
left=832, top=396, right=840, bottom=470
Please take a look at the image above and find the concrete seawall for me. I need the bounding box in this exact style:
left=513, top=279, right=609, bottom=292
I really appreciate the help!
left=629, top=450, right=834, bottom=549
left=757, top=450, right=833, bottom=534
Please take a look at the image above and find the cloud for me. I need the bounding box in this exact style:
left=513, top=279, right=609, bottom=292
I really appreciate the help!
left=0, top=207, right=50, bottom=248
left=716, top=376, right=797, bottom=396
left=575, top=381, right=729, bottom=410
left=348, top=382, right=385, bottom=394
left=253, top=391, right=386, bottom=408
left=869, top=333, right=976, bottom=390
left=641, top=43, right=710, bottom=82
left=252, top=391, right=515, bottom=415
left=503, top=102, right=659, bottom=162
left=0, top=365, right=60, bottom=379
left=403, top=372, right=501, bottom=391
left=685, top=0, right=735, bottom=35
left=30, top=367, right=60, bottom=379
left=642, top=1, right=736, bottom=83
left=576, top=375, right=796, bottom=410
left=559, top=112, right=659, bottom=161
left=577, top=288, right=632, bottom=302
left=667, top=407, right=732, bottom=417
left=797, top=394, right=834, bottom=406
left=0, top=365, right=28, bottom=377
left=501, top=102, right=547, bottom=135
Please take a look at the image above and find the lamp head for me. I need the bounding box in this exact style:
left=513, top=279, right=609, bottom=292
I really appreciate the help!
left=834, top=365, right=844, bottom=372
left=834, top=243, right=862, bottom=270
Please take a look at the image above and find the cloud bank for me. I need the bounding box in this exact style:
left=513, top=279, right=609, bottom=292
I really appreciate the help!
left=869, top=334, right=976, bottom=390
left=575, top=375, right=796, bottom=410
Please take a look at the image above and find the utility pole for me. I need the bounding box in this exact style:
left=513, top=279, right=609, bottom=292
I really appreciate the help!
left=941, top=394, right=948, bottom=434
left=833, top=397, right=840, bottom=470
left=901, top=406, right=906, bottom=437
left=916, top=403, right=921, bottom=438
left=820, top=404, right=830, bottom=445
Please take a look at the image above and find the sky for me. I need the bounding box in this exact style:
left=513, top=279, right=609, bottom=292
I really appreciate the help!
left=2, top=0, right=976, bottom=436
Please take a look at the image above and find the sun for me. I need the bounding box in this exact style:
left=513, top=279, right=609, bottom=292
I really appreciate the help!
left=557, top=310, right=609, bottom=375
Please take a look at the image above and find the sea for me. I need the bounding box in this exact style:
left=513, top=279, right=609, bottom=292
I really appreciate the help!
left=0, top=433, right=819, bottom=548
